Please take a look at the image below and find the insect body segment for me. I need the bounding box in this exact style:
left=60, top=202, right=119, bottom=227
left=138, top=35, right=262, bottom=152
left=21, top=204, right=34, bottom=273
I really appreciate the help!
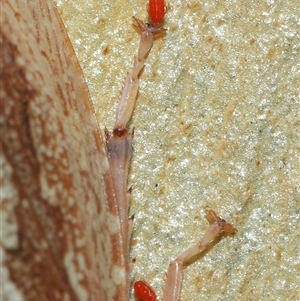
left=148, top=0, right=166, bottom=24
left=114, top=18, right=165, bottom=131
left=105, top=16, right=166, bottom=301
left=134, top=280, right=157, bottom=301
left=161, top=209, right=237, bottom=301
left=132, top=210, right=236, bottom=301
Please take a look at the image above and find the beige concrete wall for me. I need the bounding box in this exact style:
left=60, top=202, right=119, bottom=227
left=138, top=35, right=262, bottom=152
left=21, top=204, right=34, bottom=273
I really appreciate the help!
left=55, top=1, right=299, bottom=300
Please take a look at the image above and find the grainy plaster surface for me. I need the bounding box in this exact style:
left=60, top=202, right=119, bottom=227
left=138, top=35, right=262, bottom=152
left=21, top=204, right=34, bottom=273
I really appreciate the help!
left=54, top=0, right=299, bottom=300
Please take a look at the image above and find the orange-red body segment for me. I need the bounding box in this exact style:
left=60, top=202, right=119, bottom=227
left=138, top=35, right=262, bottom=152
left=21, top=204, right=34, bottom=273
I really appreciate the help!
left=148, top=0, right=165, bottom=24
left=134, top=280, right=157, bottom=301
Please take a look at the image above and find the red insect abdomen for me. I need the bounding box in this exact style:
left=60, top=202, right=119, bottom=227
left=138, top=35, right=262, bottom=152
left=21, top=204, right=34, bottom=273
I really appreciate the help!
left=148, top=0, right=165, bottom=24
left=134, top=280, right=157, bottom=301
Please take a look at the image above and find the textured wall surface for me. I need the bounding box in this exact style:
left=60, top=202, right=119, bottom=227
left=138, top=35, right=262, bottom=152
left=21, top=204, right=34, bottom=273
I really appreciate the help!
left=55, top=1, right=299, bottom=300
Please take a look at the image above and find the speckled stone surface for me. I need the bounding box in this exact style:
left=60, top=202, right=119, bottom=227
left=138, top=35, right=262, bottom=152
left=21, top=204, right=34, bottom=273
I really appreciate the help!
left=55, top=1, right=299, bottom=300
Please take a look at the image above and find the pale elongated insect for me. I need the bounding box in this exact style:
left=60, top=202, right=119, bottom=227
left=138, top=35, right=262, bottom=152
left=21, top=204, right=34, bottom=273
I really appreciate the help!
left=1, top=1, right=236, bottom=301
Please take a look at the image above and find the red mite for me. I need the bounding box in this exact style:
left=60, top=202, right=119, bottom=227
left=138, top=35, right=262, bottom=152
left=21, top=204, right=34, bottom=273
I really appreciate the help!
left=148, top=0, right=166, bottom=24
left=134, top=280, right=157, bottom=301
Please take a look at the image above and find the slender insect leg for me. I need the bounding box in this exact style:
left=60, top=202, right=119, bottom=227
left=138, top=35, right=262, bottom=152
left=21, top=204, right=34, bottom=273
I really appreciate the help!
left=162, top=209, right=237, bottom=301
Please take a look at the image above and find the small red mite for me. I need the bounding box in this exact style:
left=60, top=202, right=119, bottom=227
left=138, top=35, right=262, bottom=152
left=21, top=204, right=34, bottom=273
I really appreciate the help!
left=148, top=0, right=166, bottom=24
left=134, top=280, right=157, bottom=301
